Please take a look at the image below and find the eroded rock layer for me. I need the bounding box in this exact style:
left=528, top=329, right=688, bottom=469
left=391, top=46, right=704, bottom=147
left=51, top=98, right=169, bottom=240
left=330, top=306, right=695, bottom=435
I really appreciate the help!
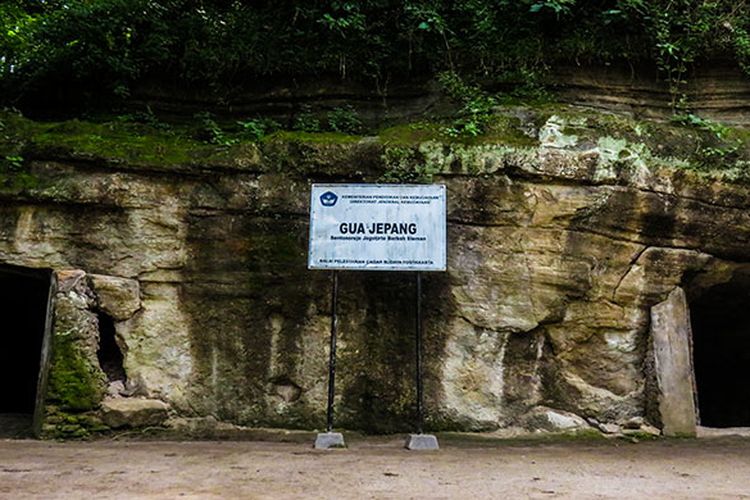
left=2, top=110, right=750, bottom=436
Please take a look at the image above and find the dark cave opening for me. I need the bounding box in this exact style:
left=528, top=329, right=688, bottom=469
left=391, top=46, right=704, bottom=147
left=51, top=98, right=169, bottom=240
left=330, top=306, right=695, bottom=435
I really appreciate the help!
left=96, top=313, right=126, bottom=384
left=0, top=265, right=52, bottom=437
left=691, top=280, right=750, bottom=428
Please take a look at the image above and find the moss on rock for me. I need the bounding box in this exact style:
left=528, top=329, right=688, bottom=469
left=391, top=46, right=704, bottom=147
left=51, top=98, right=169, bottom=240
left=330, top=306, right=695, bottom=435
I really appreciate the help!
left=46, top=333, right=105, bottom=412
left=3, top=105, right=750, bottom=182
left=42, top=406, right=109, bottom=439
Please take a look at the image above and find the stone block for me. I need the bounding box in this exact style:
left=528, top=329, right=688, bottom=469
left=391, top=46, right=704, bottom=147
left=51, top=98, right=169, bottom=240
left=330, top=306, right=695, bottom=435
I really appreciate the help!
left=89, top=274, right=141, bottom=321
left=651, top=287, right=698, bottom=437
left=598, top=423, right=622, bottom=435
left=521, top=406, right=590, bottom=432
left=100, top=398, right=170, bottom=429
left=314, top=432, right=346, bottom=449
left=405, top=434, right=439, bottom=450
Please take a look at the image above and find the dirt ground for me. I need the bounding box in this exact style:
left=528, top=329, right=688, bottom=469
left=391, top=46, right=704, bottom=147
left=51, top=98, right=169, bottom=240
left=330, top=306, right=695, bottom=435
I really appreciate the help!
left=2, top=434, right=750, bottom=499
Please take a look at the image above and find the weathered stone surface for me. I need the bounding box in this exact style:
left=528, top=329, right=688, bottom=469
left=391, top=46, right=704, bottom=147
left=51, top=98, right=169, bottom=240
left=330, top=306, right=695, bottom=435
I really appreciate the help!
left=552, top=63, right=750, bottom=125
left=132, top=64, right=750, bottom=128
left=622, top=416, right=645, bottom=430
left=166, top=416, right=229, bottom=435
left=114, top=283, right=192, bottom=411
left=640, top=424, right=661, bottom=437
left=405, top=434, right=439, bottom=450
left=598, top=423, right=622, bottom=435
left=2, top=109, right=749, bottom=436
left=651, top=288, right=698, bottom=437
left=107, top=381, right=126, bottom=398
left=89, top=274, right=141, bottom=321
left=100, top=398, right=170, bottom=428
left=520, top=407, right=590, bottom=432
left=47, top=271, right=106, bottom=412
left=314, top=432, right=346, bottom=449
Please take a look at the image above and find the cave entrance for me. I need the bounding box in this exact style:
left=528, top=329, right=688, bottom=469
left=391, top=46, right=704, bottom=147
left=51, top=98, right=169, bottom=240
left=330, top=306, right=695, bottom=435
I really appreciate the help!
left=0, top=265, right=55, bottom=438
left=97, top=312, right=126, bottom=385
left=691, top=278, right=750, bottom=428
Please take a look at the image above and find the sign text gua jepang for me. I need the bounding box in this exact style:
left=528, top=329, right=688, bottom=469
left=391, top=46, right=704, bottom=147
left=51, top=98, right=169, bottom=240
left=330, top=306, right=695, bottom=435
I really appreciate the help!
left=308, top=184, right=447, bottom=271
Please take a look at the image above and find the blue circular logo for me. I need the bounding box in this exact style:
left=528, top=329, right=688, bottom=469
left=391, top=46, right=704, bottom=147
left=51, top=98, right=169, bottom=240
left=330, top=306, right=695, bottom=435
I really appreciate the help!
left=320, top=191, right=338, bottom=207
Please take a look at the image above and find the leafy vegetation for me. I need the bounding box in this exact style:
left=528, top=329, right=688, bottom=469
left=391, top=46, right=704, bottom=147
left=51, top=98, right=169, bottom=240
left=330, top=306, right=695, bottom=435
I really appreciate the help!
left=438, top=71, right=496, bottom=137
left=293, top=105, right=322, bottom=133
left=3, top=1, right=750, bottom=110
left=672, top=112, right=746, bottom=169
left=238, top=118, right=281, bottom=141
left=326, top=105, right=363, bottom=134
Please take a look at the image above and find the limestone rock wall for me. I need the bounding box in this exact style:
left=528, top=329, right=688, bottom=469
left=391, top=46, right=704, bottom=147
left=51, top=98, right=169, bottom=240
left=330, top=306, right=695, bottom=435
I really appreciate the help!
left=2, top=129, right=750, bottom=435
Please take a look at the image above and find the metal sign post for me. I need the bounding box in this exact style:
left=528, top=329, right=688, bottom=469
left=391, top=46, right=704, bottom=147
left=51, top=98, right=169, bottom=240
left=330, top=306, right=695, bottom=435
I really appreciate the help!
left=326, top=270, right=339, bottom=433
left=309, top=184, right=445, bottom=450
left=405, top=270, right=439, bottom=450
left=415, top=271, right=424, bottom=435
left=314, top=270, right=346, bottom=450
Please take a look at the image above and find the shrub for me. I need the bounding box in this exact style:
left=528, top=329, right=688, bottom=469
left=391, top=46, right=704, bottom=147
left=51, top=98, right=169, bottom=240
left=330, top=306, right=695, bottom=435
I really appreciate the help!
left=327, top=105, right=362, bottom=134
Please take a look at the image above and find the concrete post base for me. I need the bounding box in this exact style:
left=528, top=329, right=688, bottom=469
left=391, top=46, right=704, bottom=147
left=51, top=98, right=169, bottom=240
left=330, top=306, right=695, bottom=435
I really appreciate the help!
left=405, top=433, right=439, bottom=450
left=314, top=432, right=346, bottom=449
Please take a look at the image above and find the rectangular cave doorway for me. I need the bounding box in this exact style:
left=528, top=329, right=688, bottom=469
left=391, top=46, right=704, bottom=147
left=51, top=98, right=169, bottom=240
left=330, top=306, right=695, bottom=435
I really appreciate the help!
left=690, top=279, right=750, bottom=428
left=0, top=264, right=55, bottom=438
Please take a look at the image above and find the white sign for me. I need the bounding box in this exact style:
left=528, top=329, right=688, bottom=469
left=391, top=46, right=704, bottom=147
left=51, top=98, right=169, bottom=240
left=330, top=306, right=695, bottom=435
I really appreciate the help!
left=308, top=184, right=447, bottom=271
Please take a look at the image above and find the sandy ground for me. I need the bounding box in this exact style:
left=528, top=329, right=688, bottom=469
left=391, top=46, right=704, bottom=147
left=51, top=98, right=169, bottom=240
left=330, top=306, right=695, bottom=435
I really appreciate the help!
left=1, top=434, right=750, bottom=499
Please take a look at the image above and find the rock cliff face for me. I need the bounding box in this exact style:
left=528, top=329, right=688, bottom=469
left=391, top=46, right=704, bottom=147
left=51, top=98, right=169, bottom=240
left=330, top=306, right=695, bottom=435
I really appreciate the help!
left=2, top=107, right=750, bottom=436
left=129, top=63, right=750, bottom=126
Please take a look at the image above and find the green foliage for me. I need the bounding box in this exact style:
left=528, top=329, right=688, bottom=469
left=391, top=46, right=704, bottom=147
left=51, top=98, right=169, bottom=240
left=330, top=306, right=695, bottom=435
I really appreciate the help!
left=380, top=146, right=440, bottom=183
left=293, top=105, right=321, bottom=133
left=1, top=1, right=750, bottom=110
left=194, top=112, right=236, bottom=146
left=237, top=118, right=280, bottom=141
left=672, top=112, right=743, bottom=168
left=0, top=109, right=37, bottom=188
left=699, top=143, right=740, bottom=165
left=529, top=0, right=576, bottom=16
left=292, top=104, right=363, bottom=134
left=0, top=2, right=37, bottom=78
left=438, top=72, right=496, bottom=137
left=0, top=153, right=36, bottom=190
left=672, top=113, right=730, bottom=139
left=195, top=114, right=280, bottom=143
left=3, top=154, right=23, bottom=171
left=496, top=67, right=553, bottom=103
left=117, top=106, right=171, bottom=132
left=326, top=105, right=362, bottom=134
